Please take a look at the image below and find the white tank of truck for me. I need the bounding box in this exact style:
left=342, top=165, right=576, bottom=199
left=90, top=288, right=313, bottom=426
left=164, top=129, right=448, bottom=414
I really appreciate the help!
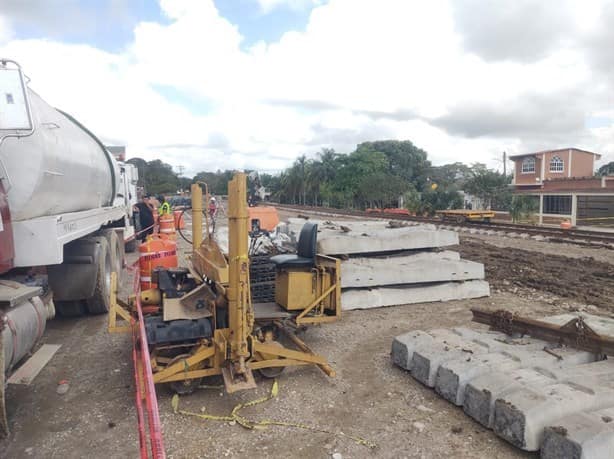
left=1, top=89, right=119, bottom=221
left=0, top=59, right=138, bottom=435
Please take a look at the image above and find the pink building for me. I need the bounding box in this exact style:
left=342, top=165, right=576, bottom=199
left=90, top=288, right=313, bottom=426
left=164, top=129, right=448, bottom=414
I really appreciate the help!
left=510, top=148, right=614, bottom=226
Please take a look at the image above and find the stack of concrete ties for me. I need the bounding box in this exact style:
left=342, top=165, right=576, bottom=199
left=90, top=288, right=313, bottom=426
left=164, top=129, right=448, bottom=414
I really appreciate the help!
left=286, top=218, right=489, bottom=311
left=391, top=313, right=614, bottom=458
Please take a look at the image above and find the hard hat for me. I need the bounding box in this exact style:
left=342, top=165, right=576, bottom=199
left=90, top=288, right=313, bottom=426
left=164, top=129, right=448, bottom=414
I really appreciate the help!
left=210, top=197, right=216, bottom=202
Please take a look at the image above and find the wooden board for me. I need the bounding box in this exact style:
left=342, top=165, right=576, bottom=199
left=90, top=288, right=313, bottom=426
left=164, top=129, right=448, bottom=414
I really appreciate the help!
left=8, top=344, right=61, bottom=385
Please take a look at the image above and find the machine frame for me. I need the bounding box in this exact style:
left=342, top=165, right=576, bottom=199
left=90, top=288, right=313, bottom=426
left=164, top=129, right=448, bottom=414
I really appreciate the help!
left=112, top=173, right=341, bottom=394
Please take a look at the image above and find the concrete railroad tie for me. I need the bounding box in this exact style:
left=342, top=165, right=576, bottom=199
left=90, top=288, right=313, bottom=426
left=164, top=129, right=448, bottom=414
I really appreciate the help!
left=391, top=319, right=614, bottom=455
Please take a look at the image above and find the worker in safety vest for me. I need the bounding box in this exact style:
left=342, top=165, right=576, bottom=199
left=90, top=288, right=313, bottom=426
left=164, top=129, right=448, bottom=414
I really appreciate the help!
left=158, top=195, right=171, bottom=216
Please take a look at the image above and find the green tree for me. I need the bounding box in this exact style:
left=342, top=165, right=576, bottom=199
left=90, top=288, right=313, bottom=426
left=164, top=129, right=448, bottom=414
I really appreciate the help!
left=420, top=188, right=463, bottom=215
left=463, top=164, right=512, bottom=210
left=428, top=162, right=472, bottom=189
left=597, top=161, right=614, bottom=176
left=510, top=195, right=539, bottom=223
left=402, top=186, right=422, bottom=213
left=356, top=172, right=410, bottom=208
left=356, top=140, right=431, bottom=190
left=127, top=158, right=180, bottom=194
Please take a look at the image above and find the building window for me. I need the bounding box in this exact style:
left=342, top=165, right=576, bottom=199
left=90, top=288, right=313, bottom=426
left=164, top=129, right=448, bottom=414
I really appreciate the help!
left=550, top=156, right=564, bottom=173
left=521, top=157, right=535, bottom=173
left=543, top=195, right=572, bottom=215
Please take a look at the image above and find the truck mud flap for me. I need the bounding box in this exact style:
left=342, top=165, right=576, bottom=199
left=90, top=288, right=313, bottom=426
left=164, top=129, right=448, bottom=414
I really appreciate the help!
left=47, top=238, right=101, bottom=301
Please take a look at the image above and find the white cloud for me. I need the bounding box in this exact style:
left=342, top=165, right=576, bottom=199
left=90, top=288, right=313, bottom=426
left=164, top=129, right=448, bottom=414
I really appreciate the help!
left=255, top=0, right=324, bottom=14
left=0, top=15, right=14, bottom=44
left=1, top=0, right=612, bottom=175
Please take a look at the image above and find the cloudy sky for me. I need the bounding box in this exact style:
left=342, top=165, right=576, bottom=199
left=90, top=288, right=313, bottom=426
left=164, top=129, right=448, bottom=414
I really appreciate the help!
left=1, top=0, right=612, bottom=176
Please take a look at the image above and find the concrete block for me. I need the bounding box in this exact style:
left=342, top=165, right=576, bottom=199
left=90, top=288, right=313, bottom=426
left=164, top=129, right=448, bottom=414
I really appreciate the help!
left=287, top=218, right=437, bottom=239
left=342, top=280, right=490, bottom=310
left=317, top=227, right=459, bottom=255
left=541, top=407, right=614, bottom=459
left=492, top=360, right=614, bottom=451
left=463, top=357, right=612, bottom=430
left=436, top=346, right=596, bottom=407
left=341, top=252, right=483, bottom=288
left=393, top=327, right=543, bottom=387
left=391, top=330, right=437, bottom=370
left=409, top=328, right=497, bottom=387
left=464, top=313, right=614, bottom=422
left=392, top=327, right=492, bottom=376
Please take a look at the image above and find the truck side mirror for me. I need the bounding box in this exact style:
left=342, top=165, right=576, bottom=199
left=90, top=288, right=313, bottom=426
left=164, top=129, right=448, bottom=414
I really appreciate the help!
left=0, top=59, right=33, bottom=132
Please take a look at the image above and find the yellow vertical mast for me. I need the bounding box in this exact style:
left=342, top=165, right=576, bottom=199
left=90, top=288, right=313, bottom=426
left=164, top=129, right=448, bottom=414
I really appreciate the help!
left=191, top=183, right=203, bottom=250
left=226, top=173, right=253, bottom=381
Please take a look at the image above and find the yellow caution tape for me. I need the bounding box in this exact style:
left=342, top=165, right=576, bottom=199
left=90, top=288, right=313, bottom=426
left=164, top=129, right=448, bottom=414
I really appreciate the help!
left=171, top=380, right=377, bottom=449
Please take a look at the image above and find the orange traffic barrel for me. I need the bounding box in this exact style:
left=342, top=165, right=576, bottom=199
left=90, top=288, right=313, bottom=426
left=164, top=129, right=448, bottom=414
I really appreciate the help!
left=560, top=220, right=572, bottom=230
left=138, top=236, right=178, bottom=290
left=159, top=214, right=176, bottom=239
left=173, top=210, right=186, bottom=230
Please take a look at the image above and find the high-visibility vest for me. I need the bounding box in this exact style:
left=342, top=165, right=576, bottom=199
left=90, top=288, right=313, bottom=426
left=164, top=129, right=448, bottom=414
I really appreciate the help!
left=159, top=202, right=171, bottom=216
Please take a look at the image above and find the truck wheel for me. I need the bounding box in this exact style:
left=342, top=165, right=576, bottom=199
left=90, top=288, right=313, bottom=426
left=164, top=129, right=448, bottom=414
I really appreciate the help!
left=56, top=300, right=87, bottom=317
left=101, top=229, right=124, bottom=283
left=85, top=236, right=112, bottom=315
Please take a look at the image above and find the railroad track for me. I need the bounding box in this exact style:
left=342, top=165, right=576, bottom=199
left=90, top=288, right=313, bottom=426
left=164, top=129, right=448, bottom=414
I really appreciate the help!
left=273, top=203, right=614, bottom=249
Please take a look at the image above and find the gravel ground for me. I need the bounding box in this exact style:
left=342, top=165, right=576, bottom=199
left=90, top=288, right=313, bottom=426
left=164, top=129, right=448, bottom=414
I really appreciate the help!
left=1, top=209, right=613, bottom=459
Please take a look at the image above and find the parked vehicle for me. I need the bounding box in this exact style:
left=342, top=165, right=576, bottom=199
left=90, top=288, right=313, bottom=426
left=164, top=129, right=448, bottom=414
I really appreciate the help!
left=0, top=59, right=137, bottom=433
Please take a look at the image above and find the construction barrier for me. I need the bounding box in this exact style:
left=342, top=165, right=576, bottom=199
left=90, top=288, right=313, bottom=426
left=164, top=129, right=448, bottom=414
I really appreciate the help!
left=173, top=210, right=185, bottom=230
left=159, top=214, right=176, bottom=239
left=138, top=235, right=178, bottom=290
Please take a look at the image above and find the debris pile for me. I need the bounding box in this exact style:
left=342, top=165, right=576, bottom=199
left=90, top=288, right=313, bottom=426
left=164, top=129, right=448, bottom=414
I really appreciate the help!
left=287, top=218, right=489, bottom=310
left=392, top=312, right=614, bottom=457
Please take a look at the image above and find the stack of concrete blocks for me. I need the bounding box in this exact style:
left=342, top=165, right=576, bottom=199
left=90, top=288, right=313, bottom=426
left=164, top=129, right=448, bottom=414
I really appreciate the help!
left=286, top=218, right=490, bottom=311
left=391, top=313, right=614, bottom=458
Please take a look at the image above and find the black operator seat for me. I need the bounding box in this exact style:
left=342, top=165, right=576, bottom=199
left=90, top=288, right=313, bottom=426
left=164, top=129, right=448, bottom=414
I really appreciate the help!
left=270, top=222, right=318, bottom=269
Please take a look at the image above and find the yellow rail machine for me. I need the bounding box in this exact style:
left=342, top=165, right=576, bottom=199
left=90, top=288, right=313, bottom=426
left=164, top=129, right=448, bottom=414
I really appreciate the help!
left=143, top=173, right=341, bottom=394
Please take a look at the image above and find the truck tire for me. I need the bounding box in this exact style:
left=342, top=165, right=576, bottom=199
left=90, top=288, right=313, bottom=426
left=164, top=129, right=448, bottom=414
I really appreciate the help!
left=101, top=229, right=124, bottom=283
left=85, top=236, right=112, bottom=315
left=55, top=300, right=87, bottom=317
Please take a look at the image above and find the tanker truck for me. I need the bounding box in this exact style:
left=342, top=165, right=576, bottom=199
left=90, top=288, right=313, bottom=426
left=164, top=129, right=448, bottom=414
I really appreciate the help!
left=0, top=59, right=137, bottom=433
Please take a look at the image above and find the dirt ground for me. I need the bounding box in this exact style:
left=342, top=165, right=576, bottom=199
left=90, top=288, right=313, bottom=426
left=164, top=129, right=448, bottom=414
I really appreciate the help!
left=1, top=210, right=613, bottom=458
left=457, top=238, right=614, bottom=311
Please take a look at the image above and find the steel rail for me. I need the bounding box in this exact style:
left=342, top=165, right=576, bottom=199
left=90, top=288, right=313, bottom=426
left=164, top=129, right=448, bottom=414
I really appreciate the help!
left=471, top=307, right=614, bottom=356
left=273, top=203, right=614, bottom=247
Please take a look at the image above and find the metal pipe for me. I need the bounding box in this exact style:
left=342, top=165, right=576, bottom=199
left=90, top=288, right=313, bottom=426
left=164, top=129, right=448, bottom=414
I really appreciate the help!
left=191, top=183, right=203, bottom=250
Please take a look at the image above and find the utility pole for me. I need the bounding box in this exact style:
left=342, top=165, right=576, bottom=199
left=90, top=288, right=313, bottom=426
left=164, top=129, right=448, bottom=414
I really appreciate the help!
left=176, top=165, right=185, bottom=177
left=502, top=151, right=507, bottom=176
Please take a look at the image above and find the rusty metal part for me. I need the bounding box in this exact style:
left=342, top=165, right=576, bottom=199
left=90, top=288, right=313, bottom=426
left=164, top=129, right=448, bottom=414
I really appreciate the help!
left=471, top=307, right=614, bottom=356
